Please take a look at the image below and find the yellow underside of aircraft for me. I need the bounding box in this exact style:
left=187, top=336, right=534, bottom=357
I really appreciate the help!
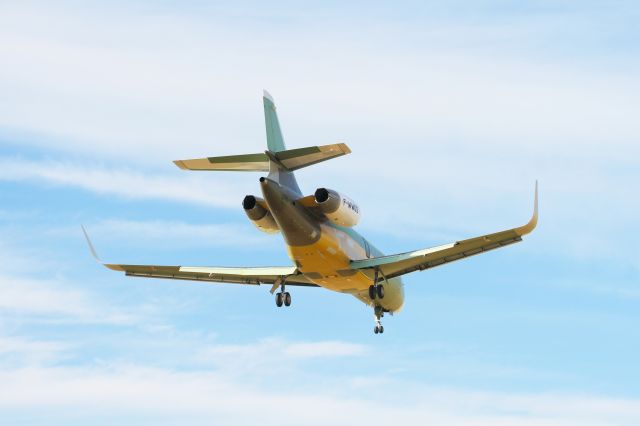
left=83, top=91, right=537, bottom=334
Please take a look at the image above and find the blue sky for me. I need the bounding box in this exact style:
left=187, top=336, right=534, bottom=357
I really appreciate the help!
left=1, top=1, right=639, bottom=424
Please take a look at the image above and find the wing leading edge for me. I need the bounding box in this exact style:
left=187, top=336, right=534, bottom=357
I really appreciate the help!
left=81, top=227, right=317, bottom=290
left=350, top=182, right=538, bottom=279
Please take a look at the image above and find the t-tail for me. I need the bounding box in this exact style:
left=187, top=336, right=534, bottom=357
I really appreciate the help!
left=173, top=90, right=351, bottom=196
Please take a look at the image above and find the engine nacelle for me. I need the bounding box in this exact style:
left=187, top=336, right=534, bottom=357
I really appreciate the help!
left=314, top=188, right=360, bottom=227
left=242, top=195, right=279, bottom=234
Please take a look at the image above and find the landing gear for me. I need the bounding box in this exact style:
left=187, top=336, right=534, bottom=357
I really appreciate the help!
left=368, top=269, right=384, bottom=300
left=370, top=269, right=386, bottom=334
left=275, top=280, right=291, bottom=308
left=373, top=306, right=384, bottom=335
left=275, top=291, right=291, bottom=307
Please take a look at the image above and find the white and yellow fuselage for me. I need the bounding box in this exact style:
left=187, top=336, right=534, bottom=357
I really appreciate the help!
left=260, top=177, right=404, bottom=313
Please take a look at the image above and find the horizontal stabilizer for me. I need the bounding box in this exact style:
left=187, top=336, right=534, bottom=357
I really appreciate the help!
left=174, top=153, right=269, bottom=171
left=275, top=143, right=350, bottom=171
left=174, top=143, right=350, bottom=172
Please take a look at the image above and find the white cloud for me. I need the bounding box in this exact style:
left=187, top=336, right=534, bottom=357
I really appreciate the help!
left=0, top=158, right=245, bottom=209
left=283, top=340, right=367, bottom=358
left=205, top=338, right=367, bottom=360
left=68, top=219, right=276, bottom=250
left=0, top=336, right=68, bottom=365
left=195, top=338, right=368, bottom=378
left=0, top=1, right=638, bottom=164
left=0, top=362, right=638, bottom=425
left=0, top=274, right=136, bottom=324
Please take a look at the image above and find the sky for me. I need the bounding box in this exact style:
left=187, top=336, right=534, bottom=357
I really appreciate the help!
left=0, top=0, right=639, bottom=424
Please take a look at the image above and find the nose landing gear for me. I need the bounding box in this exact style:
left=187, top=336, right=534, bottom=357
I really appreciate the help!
left=373, top=306, right=384, bottom=334
left=369, top=268, right=388, bottom=334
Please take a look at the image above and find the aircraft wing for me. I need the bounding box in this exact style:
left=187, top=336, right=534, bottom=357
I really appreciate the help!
left=350, top=182, right=538, bottom=280
left=81, top=227, right=317, bottom=290
left=103, top=264, right=316, bottom=287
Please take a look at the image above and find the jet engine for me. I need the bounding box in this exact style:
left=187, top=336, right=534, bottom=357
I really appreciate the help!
left=242, top=195, right=279, bottom=233
left=314, top=188, right=360, bottom=227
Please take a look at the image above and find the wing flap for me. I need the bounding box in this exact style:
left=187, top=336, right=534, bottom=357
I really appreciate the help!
left=105, top=263, right=315, bottom=286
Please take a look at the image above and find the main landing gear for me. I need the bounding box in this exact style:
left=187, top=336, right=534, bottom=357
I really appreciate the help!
left=275, top=281, right=291, bottom=308
left=368, top=268, right=385, bottom=301
left=275, top=291, right=291, bottom=307
left=368, top=284, right=384, bottom=299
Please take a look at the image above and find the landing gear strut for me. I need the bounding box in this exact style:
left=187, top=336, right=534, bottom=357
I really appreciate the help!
left=275, top=280, right=291, bottom=308
left=370, top=268, right=385, bottom=334
left=373, top=306, right=384, bottom=334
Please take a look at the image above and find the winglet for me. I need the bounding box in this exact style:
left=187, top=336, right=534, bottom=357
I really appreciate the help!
left=514, top=181, right=538, bottom=236
left=81, top=225, right=102, bottom=263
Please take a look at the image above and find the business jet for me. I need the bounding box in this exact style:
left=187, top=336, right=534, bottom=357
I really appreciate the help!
left=83, top=91, right=538, bottom=334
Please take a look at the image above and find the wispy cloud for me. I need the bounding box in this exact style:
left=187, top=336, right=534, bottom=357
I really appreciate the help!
left=202, top=338, right=367, bottom=361
left=0, top=362, right=638, bottom=425
left=0, top=274, right=136, bottom=324
left=0, top=336, right=68, bottom=365
left=194, top=338, right=369, bottom=378
left=0, top=1, right=638, bottom=163
left=282, top=340, right=367, bottom=358
left=0, top=158, right=244, bottom=209
left=65, top=219, right=276, bottom=250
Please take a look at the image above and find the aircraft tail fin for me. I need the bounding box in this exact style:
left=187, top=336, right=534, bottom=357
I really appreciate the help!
left=173, top=91, right=350, bottom=195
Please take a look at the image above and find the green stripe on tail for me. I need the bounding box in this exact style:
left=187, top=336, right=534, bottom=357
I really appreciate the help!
left=263, top=90, right=286, bottom=152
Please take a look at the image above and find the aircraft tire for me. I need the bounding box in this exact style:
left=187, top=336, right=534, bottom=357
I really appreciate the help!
left=284, top=292, right=292, bottom=307
left=377, top=285, right=385, bottom=299
left=368, top=285, right=375, bottom=300
left=275, top=292, right=283, bottom=307
left=374, top=326, right=379, bottom=334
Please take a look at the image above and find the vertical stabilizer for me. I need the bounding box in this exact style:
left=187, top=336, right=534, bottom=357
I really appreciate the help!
left=263, top=90, right=301, bottom=195
left=263, top=90, right=286, bottom=152
left=173, top=92, right=346, bottom=197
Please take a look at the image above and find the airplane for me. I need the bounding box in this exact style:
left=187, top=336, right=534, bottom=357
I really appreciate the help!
left=83, top=90, right=538, bottom=334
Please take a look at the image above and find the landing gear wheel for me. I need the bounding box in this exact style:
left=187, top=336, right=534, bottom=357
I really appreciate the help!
left=275, top=292, right=283, bottom=307
left=284, top=292, right=292, bottom=307
left=368, top=285, right=376, bottom=300
left=374, top=325, right=379, bottom=334
left=379, top=325, right=384, bottom=334
left=376, top=285, right=385, bottom=299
